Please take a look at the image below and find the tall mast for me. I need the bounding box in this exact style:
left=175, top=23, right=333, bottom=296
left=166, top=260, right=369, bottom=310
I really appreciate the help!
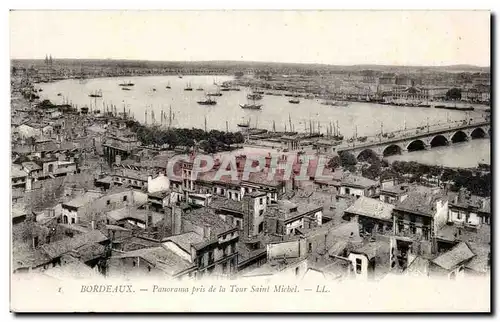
left=226, top=120, right=229, bottom=133
left=169, top=105, right=172, bottom=129
left=288, top=114, right=292, bottom=134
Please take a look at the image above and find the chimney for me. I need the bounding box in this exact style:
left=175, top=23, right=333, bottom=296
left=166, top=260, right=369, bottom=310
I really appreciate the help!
left=242, top=195, right=256, bottom=238
left=170, top=204, right=182, bottom=235
left=147, top=212, right=153, bottom=228
left=91, top=220, right=95, bottom=230
left=203, top=225, right=211, bottom=239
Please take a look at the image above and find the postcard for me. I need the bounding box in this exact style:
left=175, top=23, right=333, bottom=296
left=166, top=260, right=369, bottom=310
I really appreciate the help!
left=10, top=10, right=491, bottom=312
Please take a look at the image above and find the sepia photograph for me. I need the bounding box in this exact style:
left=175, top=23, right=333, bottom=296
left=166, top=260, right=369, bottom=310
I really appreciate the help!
left=9, top=9, right=491, bottom=313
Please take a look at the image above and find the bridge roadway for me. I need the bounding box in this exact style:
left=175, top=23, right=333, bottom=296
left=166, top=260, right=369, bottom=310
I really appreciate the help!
left=336, top=118, right=490, bottom=159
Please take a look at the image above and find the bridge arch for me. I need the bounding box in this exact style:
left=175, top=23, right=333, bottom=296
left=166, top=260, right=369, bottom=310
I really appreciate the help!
left=429, top=134, right=449, bottom=148
left=356, top=149, right=379, bottom=161
left=406, top=139, right=427, bottom=152
left=470, top=127, right=487, bottom=139
left=382, top=144, right=403, bottom=157
left=450, top=130, right=468, bottom=143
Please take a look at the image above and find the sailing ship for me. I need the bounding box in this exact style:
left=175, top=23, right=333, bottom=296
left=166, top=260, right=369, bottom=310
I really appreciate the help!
left=89, top=90, right=102, bottom=98
left=240, top=98, right=262, bottom=110
left=118, top=81, right=134, bottom=87
left=197, top=86, right=204, bottom=91
left=321, top=100, right=348, bottom=107
left=166, top=82, right=171, bottom=89
left=207, top=87, right=222, bottom=97
left=247, top=93, right=263, bottom=100
left=197, top=96, right=217, bottom=105
left=122, top=87, right=131, bottom=91
left=237, top=118, right=251, bottom=128
left=289, top=98, right=300, bottom=104
left=184, top=82, right=193, bottom=91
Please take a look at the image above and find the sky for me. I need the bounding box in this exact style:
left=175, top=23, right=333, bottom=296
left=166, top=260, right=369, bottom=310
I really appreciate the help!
left=9, top=10, right=491, bottom=66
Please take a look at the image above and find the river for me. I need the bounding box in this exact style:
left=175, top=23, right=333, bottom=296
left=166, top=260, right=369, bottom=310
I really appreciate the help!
left=37, top=75, right=491, bottom=168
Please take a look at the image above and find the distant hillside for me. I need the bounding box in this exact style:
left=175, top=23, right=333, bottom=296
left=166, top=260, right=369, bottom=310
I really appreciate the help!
left=10, top=58, right=490, bottom=74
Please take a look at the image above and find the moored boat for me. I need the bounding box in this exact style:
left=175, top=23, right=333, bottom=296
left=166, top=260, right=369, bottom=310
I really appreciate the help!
left=118, top=81, right=134, bottom=87
left=197, top=96, right=217, bottom=105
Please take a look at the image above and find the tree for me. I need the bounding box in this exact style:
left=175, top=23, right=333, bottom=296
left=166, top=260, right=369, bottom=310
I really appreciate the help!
left=362, top=162, right=381, bottom=180
left=446, top=88, right=461, bottom=100
left=339, top=152, right=357, bottom=172
left=327, top=156, right=340, bottom=169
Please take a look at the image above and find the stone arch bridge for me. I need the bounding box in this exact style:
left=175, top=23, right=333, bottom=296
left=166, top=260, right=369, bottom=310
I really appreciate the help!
left=336, top=122, right=490, bottom=160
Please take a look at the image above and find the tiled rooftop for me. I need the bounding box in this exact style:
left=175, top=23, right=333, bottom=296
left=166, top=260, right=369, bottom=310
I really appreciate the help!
left=163, top=231, right=204, bottom=253
left=40, top=230, right=108, bottom=260
left=431, top=242, right=475, bottom=270
left=345, top=196, right=395, bottom=221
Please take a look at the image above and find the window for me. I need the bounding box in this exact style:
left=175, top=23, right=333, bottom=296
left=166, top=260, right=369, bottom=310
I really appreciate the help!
left=123, top=195, right=128, bottom=202
left=259, top=198, right=263, bottom=205
left=295, top=267, right=299, bottom=276
left=397, top=220, right=404, bottom=233
left=222, top=262, right=227, bottom=274
left=147, top=266, right=151, bottom=272
left=345, top=188, right=350, bottom=195
left=107, top=200, right=110, bottom=205
left=208, top=251, right=214, bottom=265
left=223, top=246, right=227, bottom=257
left=33, top=236, right=39, bottom=248
left=422, top=227, right=429, bottom=240
left=258, top=222, right=264, bottom=233
left=71, top=218, right=75, bottom=224
left=259, top=209, right=264, bottom=216
left=410, top=223, right=416, bottom=234
left=308, top=243, right=312, bottom=253
left=457, top=212, right=462, bottom=220
left=355, top=258, right=362, bottom=274
left=46, top=236, right=50, bottom=244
